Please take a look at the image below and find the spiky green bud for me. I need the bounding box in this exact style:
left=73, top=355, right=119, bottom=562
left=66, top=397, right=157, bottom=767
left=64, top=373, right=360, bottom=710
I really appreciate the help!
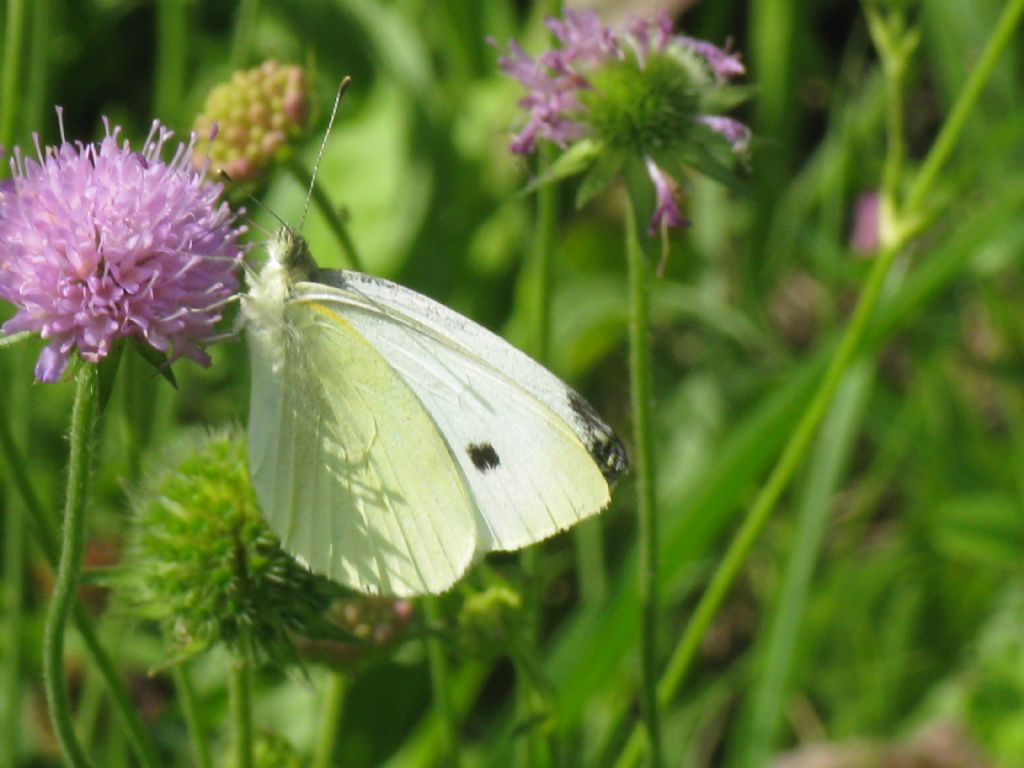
left=120, top=428, right=339, bottom=667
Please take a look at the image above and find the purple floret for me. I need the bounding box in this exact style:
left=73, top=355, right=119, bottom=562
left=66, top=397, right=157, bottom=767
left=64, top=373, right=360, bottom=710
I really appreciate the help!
left=0, top=112, right=246, bottom=382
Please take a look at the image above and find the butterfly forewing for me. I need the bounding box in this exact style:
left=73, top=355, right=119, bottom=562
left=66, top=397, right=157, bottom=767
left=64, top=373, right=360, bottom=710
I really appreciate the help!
left=247, top=298, right=477, bottom=595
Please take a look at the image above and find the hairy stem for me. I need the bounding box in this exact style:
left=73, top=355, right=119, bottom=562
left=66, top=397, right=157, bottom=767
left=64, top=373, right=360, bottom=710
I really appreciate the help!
left=43, top=363, right=100, bottom=768
left=624, top=182, right=661, bottom=767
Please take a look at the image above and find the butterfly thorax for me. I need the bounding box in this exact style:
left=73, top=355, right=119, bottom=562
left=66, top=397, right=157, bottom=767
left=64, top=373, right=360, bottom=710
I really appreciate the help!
left=242, top=227, right=318, bottom=371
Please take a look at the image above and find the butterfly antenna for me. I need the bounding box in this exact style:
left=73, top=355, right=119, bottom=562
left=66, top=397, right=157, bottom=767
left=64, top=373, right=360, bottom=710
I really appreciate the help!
left=218, top=170, right=290, bottom=231
left=299, top=76, right=352, bottom=233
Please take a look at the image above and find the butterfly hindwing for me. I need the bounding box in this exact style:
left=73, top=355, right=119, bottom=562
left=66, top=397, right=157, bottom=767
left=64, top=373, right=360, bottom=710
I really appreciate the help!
left=247, top=297, right=477, bottom=595
left=293, top=272, right=626, bottom=554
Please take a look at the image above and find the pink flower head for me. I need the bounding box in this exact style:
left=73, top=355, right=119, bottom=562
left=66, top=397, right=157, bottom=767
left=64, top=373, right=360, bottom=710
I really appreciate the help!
left=494, top=9, right=750, bottom=234
left=0, top=112, right=246, bottom=382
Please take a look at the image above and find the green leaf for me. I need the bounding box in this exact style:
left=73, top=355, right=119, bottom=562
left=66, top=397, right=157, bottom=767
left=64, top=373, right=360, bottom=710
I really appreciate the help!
left=575, top=148, right=626, bottom=209
left=0, top=330, right=32, bottom=348
left=130, top=339, right=178, bottom=389
left=930, top=493, right=1024, bottom=566
left=698, top=84, right=759, bottom=113
left=522, top=139, right=603, bottom=195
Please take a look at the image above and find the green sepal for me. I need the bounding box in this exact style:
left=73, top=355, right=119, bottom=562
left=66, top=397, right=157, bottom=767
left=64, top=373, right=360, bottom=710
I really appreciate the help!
left=576, top=148, right=628, bottom=209
left=654, top=139, right=746, bottom=196
left=698, top=83, right=758, bottom=113
left=130, top=338, right=178, bottom=389
left=522, top=138, right=604, bottom=195
left=96, top=342, right=124, bottom=414
left=0, top=330, right=32, bottom=349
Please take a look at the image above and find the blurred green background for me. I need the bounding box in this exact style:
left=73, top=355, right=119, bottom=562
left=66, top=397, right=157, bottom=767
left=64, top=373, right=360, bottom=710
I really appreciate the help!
left=2, top=0, right=1024, bottom=766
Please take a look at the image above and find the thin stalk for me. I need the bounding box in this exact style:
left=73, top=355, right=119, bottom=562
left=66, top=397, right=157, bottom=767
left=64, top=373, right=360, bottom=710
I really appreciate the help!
left=153, top=0, right=187, bottom=126
left=43, top=363, right=100, bottom=768
left=0, top=399, right=161, bottom=767
left=2, top=450, right=24, bottom=768
left=904, top=0, right=1024, bottom=216
left=517, top=140, right=561, bottom=768
left=0, top=51, right=30, bottom=759
left=287, top=159, right=364, bottom=271
left=312, top=673, right=347, bottom=768
left=424, top=598, right=460, bottom=767
left=0, top=0, right=26, bottom=150
left=24, top=0, right=51, bottom=132
left=230, top=632, right=255, bottom=768
left=624, top=186, right=661, bottom=766
left=171, top=659, right=213, bottom=768
left=229, top=0, right=260, bottom=69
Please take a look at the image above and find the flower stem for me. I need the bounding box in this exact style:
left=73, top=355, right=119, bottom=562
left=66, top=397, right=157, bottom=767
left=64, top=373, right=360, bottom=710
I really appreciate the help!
left=287, top=159, right=364, bottom=271
left=2, top=445, right=25, bottom=768
left=229, top=0, right=259, bottom=69
left=424, top=598, right=460, bottom=767
left=171, top=659, right=213, bottom=768
left=230, top=631, right=255, bottom=768
left=0, top=0, right=26, bottom=150
left=0, top=398, right=161, bottom=768
left=153, top=0, right=187, bottom=126
left=312, top=673, right=347, bottom=768
left=904, top=0, right=1024, bottom=217
left=623, top=182, right=662, bottom=766
left=43, top=362, right=100, bottom=768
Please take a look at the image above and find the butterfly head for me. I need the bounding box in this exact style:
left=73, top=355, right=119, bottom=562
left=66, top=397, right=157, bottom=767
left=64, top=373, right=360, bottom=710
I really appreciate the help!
left=267, top=226, right=318, bottom=280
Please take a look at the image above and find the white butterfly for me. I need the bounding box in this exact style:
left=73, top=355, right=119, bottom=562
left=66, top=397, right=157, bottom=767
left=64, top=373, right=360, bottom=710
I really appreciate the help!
left=242, top=228, right=627, bottom=596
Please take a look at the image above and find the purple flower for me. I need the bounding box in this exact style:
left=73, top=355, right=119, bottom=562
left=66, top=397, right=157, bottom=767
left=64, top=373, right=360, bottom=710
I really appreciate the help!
left=0, top=112, right=246, bottom=382
left=850, top=191, right=880, bottom=254
left=494, top=9, right=750, bottom=233
left=697, top=116, right=752, bottom=153
left=646, top=157, right=686, bottom=234
left=677, top=36, right=746, bottom=81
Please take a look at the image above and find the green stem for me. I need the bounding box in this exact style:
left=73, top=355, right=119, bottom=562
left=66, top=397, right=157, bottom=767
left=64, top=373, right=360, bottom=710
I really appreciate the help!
left=230, top=632, right=255, bottom=768
left=864, top=6, right=914, bottom=215
left=424, top=598, right=460, bottom=767
left=153, top=0, right=187, bottom=125
left=0, top=400, right=161, bottom=767
left=312, top=673, right=347, bottom=768
left=229, top=0, right=260, bottom=69
left=287, top=159, right=364, bottom=271
left=624, top=183, right=661, bottom=766
left=43, top=363, right=100, bottom=768
left=172, top=660, right=213, bottom=768
left=2, top=453, right=24, bottom=768
left=903, top=0, right=1024, bottom=217
left=0, top=0, right=25, bottom=151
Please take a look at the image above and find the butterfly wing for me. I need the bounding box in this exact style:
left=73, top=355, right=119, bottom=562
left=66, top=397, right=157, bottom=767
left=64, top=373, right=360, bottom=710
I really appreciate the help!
left=295, top=271, right=627, bottom=554
left=247, top=298, right=477, bottom=595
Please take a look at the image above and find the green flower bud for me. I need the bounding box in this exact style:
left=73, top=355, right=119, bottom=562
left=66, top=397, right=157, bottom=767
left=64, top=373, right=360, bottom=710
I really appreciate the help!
left=120, top=428, right=339, bottom=667
left=193, top=60, right=311, bottom=183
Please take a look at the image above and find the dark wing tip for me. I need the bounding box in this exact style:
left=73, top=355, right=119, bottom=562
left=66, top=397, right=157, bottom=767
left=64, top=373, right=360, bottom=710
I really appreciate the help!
left=567, top=392, right=629, bottom=482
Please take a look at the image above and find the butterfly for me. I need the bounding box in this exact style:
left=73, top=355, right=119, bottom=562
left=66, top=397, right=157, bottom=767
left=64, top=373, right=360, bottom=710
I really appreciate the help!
left=242, top=227, right=627, bottom=596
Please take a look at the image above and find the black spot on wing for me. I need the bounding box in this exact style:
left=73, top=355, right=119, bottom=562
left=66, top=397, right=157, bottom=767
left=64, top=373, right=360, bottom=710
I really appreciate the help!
left=467, top=442, right=501, bottom=473
left=567, top=392, right=628, bottom=481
